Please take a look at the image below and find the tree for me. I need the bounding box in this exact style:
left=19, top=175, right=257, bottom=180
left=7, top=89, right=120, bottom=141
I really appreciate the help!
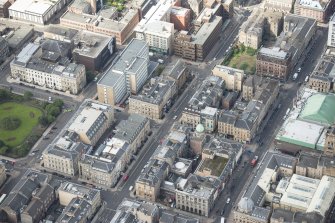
left=46, top=105, right=60, bottom=117
left=240, top=44, right=246, bottom=52
left=47, top=114, right=56, bottom=123
left=0, top=117, right=21, bottom=130
left=0, top=146, right=9, bottom=155
left=0, top=89, right=9, bottom=101
left=39, top=115, right=49, bottom=126
left=0, top=140, right=4, bottom=148
left=23, top=91, right=33, bottom=101
left=240, top=62, right=249, bottom=71
left=52, top=99, right=64, bottom=109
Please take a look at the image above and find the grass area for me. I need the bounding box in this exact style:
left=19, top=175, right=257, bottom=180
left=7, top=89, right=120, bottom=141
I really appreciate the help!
left=199, top=156, right=228, bottom=177
left=0, top=102, right=42, bottom=148
left=223, top=45, right=257, bottom=75
left=104, top=0, right=126, bottom=11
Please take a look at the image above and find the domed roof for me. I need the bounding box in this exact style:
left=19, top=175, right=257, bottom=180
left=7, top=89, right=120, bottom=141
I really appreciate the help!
left=196, top=124, right=205, bottom=133
left=238, top=197, right=254, bottom=213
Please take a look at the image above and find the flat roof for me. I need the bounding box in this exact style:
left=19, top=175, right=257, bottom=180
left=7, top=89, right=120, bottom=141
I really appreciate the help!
left=193, top=16, right=222, bottom=45
left=9, top=0, right=56, bottom=15
left=276, top=119, right=324, bottom=150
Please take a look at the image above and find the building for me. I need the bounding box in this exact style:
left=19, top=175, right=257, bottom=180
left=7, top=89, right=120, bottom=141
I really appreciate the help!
left=218, top=79, right=279, bottom=143
left=78, top=142, right=130, bottom=187
left=324, top=125, right=335, bottom=156
left=57, top=182, right=101, bottom=222
left=129, top=77, right=177, bottom=119
left=264, top=11, right=283, bottom=37
left=160, top=210, right=199, bottom=223
left=233, top=152, right=296, bottom=223
left=238, top=8, right=265, bottom=49
left=212, top=65, right=244, bottom=91
left=67, top=100, right=114, bottom=146
left=111, top=199, right=160, bottom=223
left=275, top=88, right=335, bottom=154
left=43, top=25, right=78, bottom=44
left=0, top=36, right=9, bottom=64
left=9, top=0, right=70, bottom=24
left=134, top=0, right=174, bottom=54
left=43, top=100, right=113, bottom=175
left=72, top=31, right=115, bottom=71
left=113, top=114, right=151, bottom=154
left=136, top=158, right=170, bottom=201
left=195, top=136, right=243, bottom=182
left=270, top=209, right=323, bottom=223
left=263, top=0, right=294, bottom=13
left=162, top=59, right=189, bottom=90
left=10, top=43, right=87, bottom=94
left=0, top=24, right=34, bottom=51
left=296, top=151, right=335, bottom=179
left=183, top=0, right=203, bottom=17
left=174, top=13, right=222, bottom=61
left=180, top=76, right=224, bottom=132
left=0, top=170, right=55, bottom=223
left=175, top=174, right=220, bottom=217
left=242, top=75, right=263, bottom=101
left=257, top=15, right=316, bottom=79
left=171, top=6, right=191, bottom=31
left=294, top=0, right=335, bottom=23
left=60, top=1, right=140, bottom=45
left=308, top=48, right=335, bottom=93
left=97, top=38, right=149, bottom=105
left=0, top=0, right=11, bottom=18
left=328, top=13, right=335, bottom=47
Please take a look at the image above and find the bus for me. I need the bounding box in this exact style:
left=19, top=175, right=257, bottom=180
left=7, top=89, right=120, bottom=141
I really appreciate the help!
left=0, top=194, right=6, bottom=204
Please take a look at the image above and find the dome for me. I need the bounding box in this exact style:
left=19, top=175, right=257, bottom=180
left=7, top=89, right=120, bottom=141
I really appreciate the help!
left=196, top=124, right=205, bottom=133
left=175, top=162, right=186, bottom=169
left=238, top=197, right=254, bottom=213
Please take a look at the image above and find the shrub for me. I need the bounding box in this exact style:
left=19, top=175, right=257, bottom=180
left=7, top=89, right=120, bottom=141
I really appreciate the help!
left=0, top=117, right=21, bottom=130
left=240, top=62, right=249, bottom=71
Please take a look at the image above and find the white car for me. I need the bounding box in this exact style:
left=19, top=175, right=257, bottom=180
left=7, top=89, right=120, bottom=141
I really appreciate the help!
left=173, top=115, right=178, bottom=120
left=226, top=198, right=230, bottom=204
left=129, top=186, right=134, bottom=191
left=297, top=67, right=301, bottom=72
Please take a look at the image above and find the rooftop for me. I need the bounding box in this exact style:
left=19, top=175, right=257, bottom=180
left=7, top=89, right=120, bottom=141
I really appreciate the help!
left=9, top=0, right=59, bottom=15
left=198, top=156, right=228, bottom=177
left=192, top=15, right=222, bottom=45
left=114, top=114, right=149, bottom=143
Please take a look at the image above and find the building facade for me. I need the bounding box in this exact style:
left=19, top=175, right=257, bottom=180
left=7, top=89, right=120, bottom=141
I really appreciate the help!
left=0, top=0, right=11, bottom=18
left=212, top=65, right=244, bottom=91
left=294, top=0, right=335, bottom=23
left=9, top=0, right=70, bottom=24
left=97, top=38, right=149, bottom=105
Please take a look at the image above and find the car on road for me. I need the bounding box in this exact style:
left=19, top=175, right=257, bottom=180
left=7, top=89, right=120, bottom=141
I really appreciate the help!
left=173, top=115, right=178, bottom=120
left=123, top=175, right=129, bottom=182
left=43, top=137, right=49, bottom=140
left=94, top=77, right=98, bottom=82
left=129, top=185, right=134, bottom=191
left=297, top=67, right=301, bottom=72
left=226, top=198, right=230, bottom=204
left=48, top=96, right=52, bottom=102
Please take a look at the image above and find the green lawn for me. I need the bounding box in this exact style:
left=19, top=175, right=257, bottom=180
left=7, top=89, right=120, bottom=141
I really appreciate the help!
left=223, top=46, right=257, bottom=74
left=227, top=52, right=256, bottom=74
left=199, top=156, right=228, bottom=177
left=0, top=102, right=42, bottom=147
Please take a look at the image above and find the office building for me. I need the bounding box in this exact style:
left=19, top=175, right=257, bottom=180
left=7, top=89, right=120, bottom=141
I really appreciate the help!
left=263, top=0, right=294, bottom=13
left=10, top=43, right=86, bottom=94
left=9, top=0, right=70, bottom=24
left=113, top=113, right=151, bottom=154
left=308, top=48, right=335, bottom=92
left=175, top=174, right=221, bottom=217
left=134, top=0, right=174, bottom=54
left=296, top=151, right=335, bottom=179
left=0, top=0, right=11, bottom=17
left=129, top=77, right=177, bottom=119
left=57, top=182, right=101, bottom=222
left=233, top=152, right=296, bottom=223
left=0, top=170, right=55, bottom=223
left=174, top=13, right=222, bottom=61
left=257, top=15, right=316, bottom=79
left=162, top=59, right=189, bottom=90
left=111, top=199, right=160, bottom=223
left=238, top=8, right=265, bottom=49
left=68, top=100, right=114, bottom=146
left=180, top=76, right=224, bottom=132
left=171, top=6, right=191, bottom=30
left=294, top=0, right=335, bottom=23
left=218, top=79, right=279, bottom=143
left=72, top=31, right=115, bottom=71
left=60, top=1, right=140, bottom=45
left=212, top=65, right=244, bottom=91
left=97, top=38, right=149, bottom=105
